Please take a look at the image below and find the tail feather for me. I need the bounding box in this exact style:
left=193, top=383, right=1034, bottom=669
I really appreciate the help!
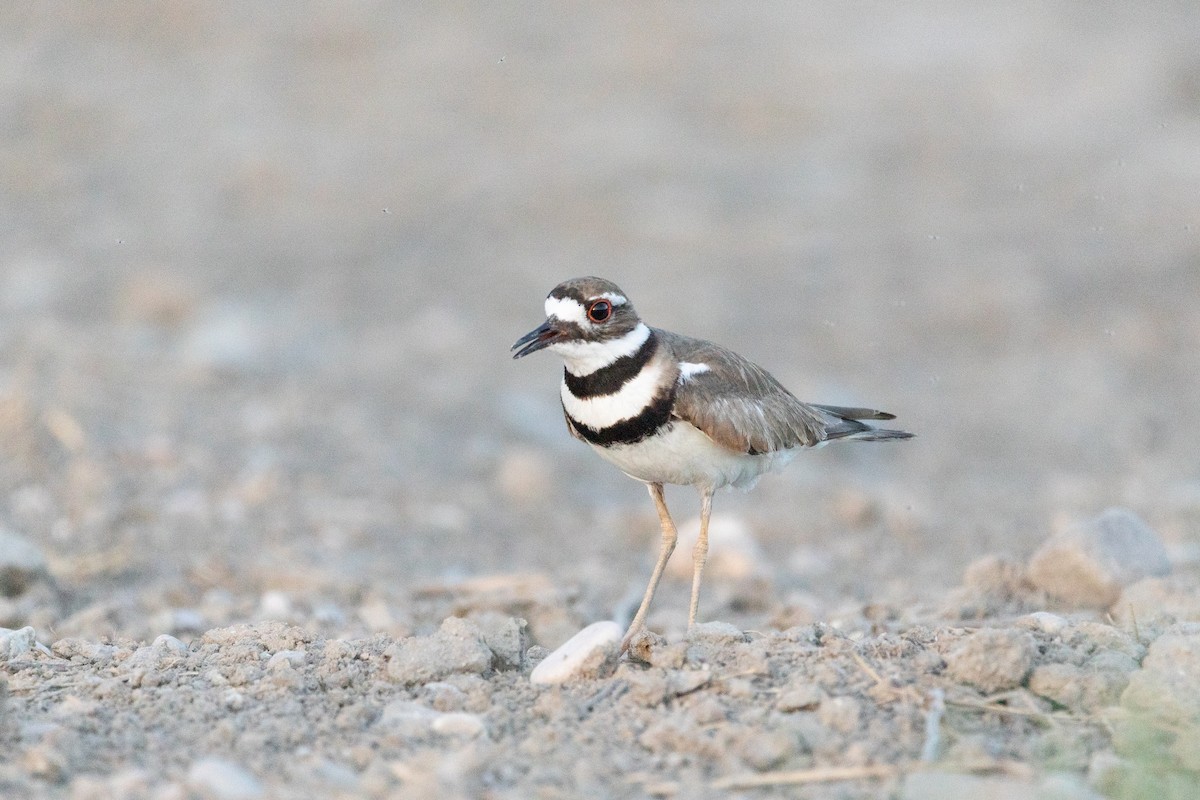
left=812, top=404, right=896, bottom=421
left=816, top=404, right=914, bottom=442
left=845, top=427, right=914, bottom=442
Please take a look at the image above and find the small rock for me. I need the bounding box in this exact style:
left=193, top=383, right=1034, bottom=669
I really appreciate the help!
left=0, top=626, right=37, bottom=660
left=420, top=681, right=470, bottom=712
left=186, top=757, right=264, bottom=800
left=685, top=621, right=747, bottom=645
left=385, top=617, right=494, bottom=686
left=1028, top=662, right=1131, bottom=712
left=378, top=700, right=441, bottom=737
left=963, top=554, right=1029, bottom=594
left=471, top=613, right=528, bottom=670
left=776, top=682, right=824, bottom=712
left=52, top=637, right=117, bottom=662
left=430, top=712, right=486, bottom=738
left=816, top=695, right=861, bottom=734
left=1121, top=628, right=1200, bottom=727
left=0, top=529, right=48, bottom=597
left=265, top=649, right=305, bottom=670
left=945, top=628, right=1037, bottom=693
left=529, top=621, right=621, bottom=685
left=1017, top=611, right=1069, bottom=635
left=1112, top=576, right=1200, bottom=628
left=736, top=729, right=794, bottom=771
left=1027, top=508, right=1170, bottom=608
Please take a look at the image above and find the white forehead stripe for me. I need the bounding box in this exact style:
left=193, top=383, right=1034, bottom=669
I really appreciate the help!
left=678, top=362, right=711, bottom=382
left=544, top=292, right=628, bottom=324
left=552, top=322, right=651, bottom=376
left=545, top=296, right=587, bottom=326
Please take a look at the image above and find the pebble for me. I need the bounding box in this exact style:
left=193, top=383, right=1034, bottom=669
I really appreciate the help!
left=1028, top=662, right=1131, bottom=712
left=1112, top=576, right=1200, bottom=628
left=186, top=757, right=264, bottom=800
left=1017, top=611, right=1069, bottom=636
left=51, top=637, right=119, bottom=662
left=430, top=712, right=486, bottom=738
left=0, top=626, right=37, bottom=660
left=266, top=649, right=306, bottom=670
left=529, top=621, right=621, bottom=685
left=1027, top=508, right=1170, bottom=608
left=685, top=621, right=747, bottom=645
left=816, top=695, right=862, bottom=734
left=472, top=613, right=529, bottom=670
left=1120, top=627, right=1200, bottom=728
left=0, top=529, right=48, bottom=597
left=123, top=634, right=190, bottom=669
left=385, top=617, right=494, bottom=686
left=775, top=682, right=824, bottom=712
left=945, top=628, right=1037, bottom=693
left=962, top=554, right=1028, bottom=594
left=736, top=729, right=794, bottom=771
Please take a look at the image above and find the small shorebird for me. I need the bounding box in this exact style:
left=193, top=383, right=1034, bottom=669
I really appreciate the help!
left=512, top=277, right=912, bottom=649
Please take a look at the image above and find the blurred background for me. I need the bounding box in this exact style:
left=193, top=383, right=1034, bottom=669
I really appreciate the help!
left=1, top=3, right=1198, bottom=642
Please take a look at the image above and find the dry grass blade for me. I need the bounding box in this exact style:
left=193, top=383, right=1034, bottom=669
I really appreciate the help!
left=711, top=763, right=906, bottom=789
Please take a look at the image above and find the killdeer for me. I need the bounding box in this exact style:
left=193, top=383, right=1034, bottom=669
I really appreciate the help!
left=512, top=276, right=913, bottom=649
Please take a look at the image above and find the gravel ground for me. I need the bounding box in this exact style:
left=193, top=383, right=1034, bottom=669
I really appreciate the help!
left=2, top=3, right=1199, bottom=798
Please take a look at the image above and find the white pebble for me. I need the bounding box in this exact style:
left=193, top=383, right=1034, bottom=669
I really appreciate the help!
left=152, top=634, right=189, bottom=656
left=530, top=621, right=621, bottom=685
left=431, top=712, right=486, bottom=738
left=0, top=626, right=37, bottom=660
left=186, top=757, right=263, bottom=800
left=266, top=650, right=305, bottom=670
left=258, top=591, right=292, bottom=620
left=1020, top=612, right=1069, bottom=635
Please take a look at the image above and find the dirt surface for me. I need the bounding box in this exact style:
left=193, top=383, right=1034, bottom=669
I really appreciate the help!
left=2, top=3, right=1199, bottom=798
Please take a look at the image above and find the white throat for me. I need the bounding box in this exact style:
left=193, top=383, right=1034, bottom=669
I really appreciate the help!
left=551, top=322, right=651, bottom=376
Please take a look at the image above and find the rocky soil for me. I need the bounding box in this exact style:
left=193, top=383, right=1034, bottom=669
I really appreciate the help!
left=2, top=4, right=1200, bottom=799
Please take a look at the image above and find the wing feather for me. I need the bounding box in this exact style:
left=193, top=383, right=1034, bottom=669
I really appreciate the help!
left=660, top=329, right=827, bottom=454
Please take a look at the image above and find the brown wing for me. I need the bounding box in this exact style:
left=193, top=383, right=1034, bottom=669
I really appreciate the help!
left=658, top=329, right=828, bottom=454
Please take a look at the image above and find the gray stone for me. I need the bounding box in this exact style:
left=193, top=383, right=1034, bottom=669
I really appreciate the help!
left=385, top=617, right=494, bottom=686
left=1027, top=508, right=1170, bottom=608
left=945, top=628, right=1037, bottom=693
left=1112, top=576, right=1200, bottom=628
left=1121, top=627, right=1200, bottom=726
left=472, top=613, right=528, bottom=670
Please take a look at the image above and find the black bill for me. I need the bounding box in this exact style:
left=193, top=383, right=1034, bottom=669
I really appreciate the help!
left=511, top=319, right=560, bottom=359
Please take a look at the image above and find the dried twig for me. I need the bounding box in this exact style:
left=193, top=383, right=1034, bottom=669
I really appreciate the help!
left=712, top=763, right=905, bottom=789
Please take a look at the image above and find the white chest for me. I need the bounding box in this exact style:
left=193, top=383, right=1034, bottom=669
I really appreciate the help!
left=589, top=419, right=797, bottom=491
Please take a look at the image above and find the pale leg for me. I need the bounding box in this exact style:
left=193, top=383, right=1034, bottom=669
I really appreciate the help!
left=621, top=482, right=677, bottom=651
left=687, top=487, right=714, bottom=629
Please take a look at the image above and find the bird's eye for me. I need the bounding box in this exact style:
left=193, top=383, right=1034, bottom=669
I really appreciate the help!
left=587, top=300, right=612, bottom=323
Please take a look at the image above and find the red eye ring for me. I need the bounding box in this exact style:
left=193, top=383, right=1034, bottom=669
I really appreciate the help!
left=587, top=299, right=612, bottom=323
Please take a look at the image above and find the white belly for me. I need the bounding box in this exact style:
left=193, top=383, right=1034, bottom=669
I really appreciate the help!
left=590, top=420, right=798, bottom=491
